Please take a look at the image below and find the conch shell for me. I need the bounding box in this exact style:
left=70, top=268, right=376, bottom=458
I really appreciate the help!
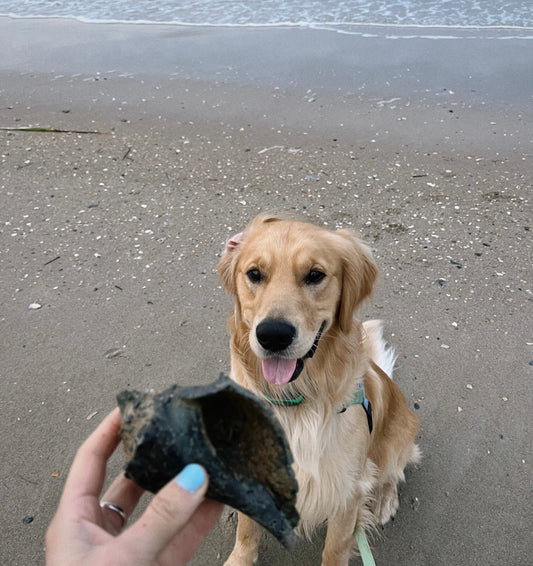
left=117, top=374, right=299, bottom=547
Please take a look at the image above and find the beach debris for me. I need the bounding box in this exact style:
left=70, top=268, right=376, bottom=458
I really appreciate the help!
left=376, top=97, right=401, bottom=107
left=104, top=348, right=124, bottom=359
left=28, top=303, right=42, bottom=310
left=410, top=496, right=420, bottom=511
left=86, top=411, right=99, bottom=420
left=22, top=516, right=34, bottom=524
left=117, top=374, right=299, bottom=547
left=258, top=145, right=284, bottom=154
left=0, top=126, right=105, bottom=134
left=304, top=90, right=317, bottom=103
left=43, top=256, right=60, bottom=266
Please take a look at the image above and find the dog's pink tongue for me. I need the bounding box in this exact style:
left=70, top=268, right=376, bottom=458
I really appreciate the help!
left=262, top=357, right=297, bottom=386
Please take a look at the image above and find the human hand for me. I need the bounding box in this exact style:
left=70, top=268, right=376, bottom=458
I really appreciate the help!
left=46, top=408, right=223, bottom=566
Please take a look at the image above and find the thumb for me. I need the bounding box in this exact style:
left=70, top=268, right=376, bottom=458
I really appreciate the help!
left=120, top=464, right=208, bottom=561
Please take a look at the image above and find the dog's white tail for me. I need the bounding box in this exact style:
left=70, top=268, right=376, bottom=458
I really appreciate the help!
left=362, top=320, right=396, bottom=379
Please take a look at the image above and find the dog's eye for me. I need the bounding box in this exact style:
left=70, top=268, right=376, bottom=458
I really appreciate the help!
left=246, top=269, right=263, bottom=283
left=305, top=270, right=326, bottom=285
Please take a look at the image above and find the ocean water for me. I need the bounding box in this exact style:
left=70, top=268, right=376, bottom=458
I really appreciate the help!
left=1, top=0, right=532, bottom=32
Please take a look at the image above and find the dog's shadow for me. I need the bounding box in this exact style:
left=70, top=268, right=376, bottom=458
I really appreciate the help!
left=254, top=519, right=327, bottom=566
left=210, top=510, right=333, bottom=565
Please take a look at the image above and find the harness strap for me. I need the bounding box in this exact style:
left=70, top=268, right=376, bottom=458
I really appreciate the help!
left=337, top=382, right=373, bottom=434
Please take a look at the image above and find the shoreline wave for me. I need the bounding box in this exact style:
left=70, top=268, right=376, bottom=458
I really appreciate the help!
left=2, top=13, right=533, bottom=39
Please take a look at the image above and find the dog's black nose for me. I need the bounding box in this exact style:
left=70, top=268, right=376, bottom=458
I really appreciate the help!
left=256, top=319, right=296, bottom=352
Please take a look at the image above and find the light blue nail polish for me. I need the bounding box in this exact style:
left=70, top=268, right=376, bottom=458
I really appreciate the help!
left=176, top=463, right=205, bottom=493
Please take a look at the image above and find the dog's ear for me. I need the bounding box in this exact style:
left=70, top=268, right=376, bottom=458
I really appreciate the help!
left=335, top=230, right=378, bottom=334
left=217, top=232, right=244, bottom=295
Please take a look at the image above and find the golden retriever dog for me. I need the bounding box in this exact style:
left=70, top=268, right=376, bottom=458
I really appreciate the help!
left=218, top=214, right=420, bottom=566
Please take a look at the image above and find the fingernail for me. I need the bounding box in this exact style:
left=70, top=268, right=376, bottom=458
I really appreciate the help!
left=176, top=463, right=205, bottom=493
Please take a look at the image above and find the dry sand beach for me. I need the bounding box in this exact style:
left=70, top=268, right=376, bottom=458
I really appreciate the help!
left=1, top=16, right=531, bottom=565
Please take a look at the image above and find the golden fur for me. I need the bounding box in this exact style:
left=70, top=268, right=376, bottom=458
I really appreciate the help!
left=218, top=215, right=420, bottom=566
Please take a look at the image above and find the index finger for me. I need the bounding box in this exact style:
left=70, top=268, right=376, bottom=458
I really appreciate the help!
left=61, top=408, right=122, bottom=502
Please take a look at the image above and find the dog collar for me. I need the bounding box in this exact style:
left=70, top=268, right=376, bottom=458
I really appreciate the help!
left=264, top=382, right=373, bottom=434
left=264, top=392, right=305, bottom=407
left=302, top=323, right=324, bottom=360
left=287, top=323, right=325, bottom=383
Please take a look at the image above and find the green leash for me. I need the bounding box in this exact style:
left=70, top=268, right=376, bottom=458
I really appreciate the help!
left=354, top=526, right=376, bottom=566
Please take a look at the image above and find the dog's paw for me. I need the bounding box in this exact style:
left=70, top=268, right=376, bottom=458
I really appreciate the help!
left=223, top=557, right=257, bottom=566
left=223, top=549, right=258, bottom=566
left=372, top=482, right=400, bottom=524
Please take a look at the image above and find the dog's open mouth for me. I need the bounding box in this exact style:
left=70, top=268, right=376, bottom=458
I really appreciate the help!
left=261, top=324, right=324, bottom=386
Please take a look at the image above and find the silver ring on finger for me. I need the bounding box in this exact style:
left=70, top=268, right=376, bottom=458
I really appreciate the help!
left=100, top=501, right=127, bottom=527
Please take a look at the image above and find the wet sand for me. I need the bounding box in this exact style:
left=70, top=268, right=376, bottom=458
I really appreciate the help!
left=0, top=16, right=531, bottom=566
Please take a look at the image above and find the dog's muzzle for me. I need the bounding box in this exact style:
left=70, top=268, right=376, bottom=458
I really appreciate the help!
left=257, top=320, right=324, bottom=385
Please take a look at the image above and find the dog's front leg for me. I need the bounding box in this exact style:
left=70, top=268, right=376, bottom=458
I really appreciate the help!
left=224, top=512, right=262, bottom=566
left=321, top=507, right=359, bottom=566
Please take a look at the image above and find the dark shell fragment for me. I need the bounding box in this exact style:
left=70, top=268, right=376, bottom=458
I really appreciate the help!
left=117, top=373, right=299, bottom=547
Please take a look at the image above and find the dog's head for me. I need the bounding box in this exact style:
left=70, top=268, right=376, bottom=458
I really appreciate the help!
left=218, top=215, right=377, bottom=386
